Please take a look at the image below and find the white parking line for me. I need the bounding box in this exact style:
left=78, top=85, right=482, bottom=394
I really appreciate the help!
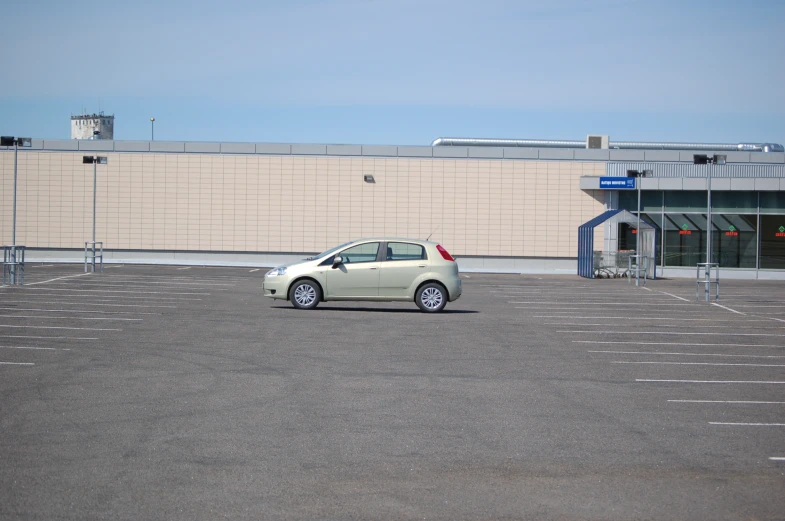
left=22, top=273, right=91, bottom=286
left=0, top=325, right=120, bottom=331
left=669, top=400, right=785, bottom=404
left=0, top=307, right=160, bottom=315
left=659, top=292, right=689, bottom=302
left=0, top=361, right=34, bottom=366
left=0, top=335, right=98, bottom=340
left=771, top=457, right=785, bottom=461
left=0, top=314, right=141, bottom=321
left=562, top=331, right=785, bottom=337
left=176, top=267, right=191, bottom=270
left=0, top=345, right=70, bottom=351
left=709, top=422, right=785, bottom=426
left=589, top=350, right=785, bottom=358
left=25, top=288, right=209, bottom=296
left=548, top=323, right=782, bottom=330
left=612, top=361, right=785, bottom=367
left=511, top=301, right=687, bottom=305
left=249, top=269, right=260, bottom=272
left=712, top=303, right=745, bottom=315
left=7, top=300, right=176, bottom=309
left=16, top=294, right=197, bottom=301
left=577, top=341, right=785, bottom=348
left=637, top=379, right=785, bottom=384
left=535, top=316, right=770, bottom=322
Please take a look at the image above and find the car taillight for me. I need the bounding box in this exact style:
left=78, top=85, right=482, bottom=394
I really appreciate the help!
left=436, top=244, right=455, bottom=261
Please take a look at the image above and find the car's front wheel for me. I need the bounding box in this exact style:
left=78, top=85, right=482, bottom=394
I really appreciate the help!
left=415, top=282, right=447, bottom=313
left=289, top=280, right=321, bottom=310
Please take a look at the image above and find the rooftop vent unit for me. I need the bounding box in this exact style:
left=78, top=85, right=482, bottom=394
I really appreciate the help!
left=586, top=135, right=609, bottom=149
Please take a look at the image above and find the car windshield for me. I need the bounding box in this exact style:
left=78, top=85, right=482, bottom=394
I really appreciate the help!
left=311, top=241, right=354, bottom=260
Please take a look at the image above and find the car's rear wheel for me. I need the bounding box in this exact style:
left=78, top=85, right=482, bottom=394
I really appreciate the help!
left=290, top=280, right=321, bottom=310
left=416, top=282, right=447, bottom=313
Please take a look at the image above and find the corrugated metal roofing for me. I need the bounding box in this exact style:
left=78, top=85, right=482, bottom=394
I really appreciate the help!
left=607, top=162, right=785, bottom=178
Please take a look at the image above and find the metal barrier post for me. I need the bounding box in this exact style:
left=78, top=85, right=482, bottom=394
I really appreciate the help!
left=627, top=254, right=648, bottom=287
left=696, top=262, right=719, bottom=301
left=84, top=241, right=104, bottom=273
left=2, top=245, right=25, bottom=285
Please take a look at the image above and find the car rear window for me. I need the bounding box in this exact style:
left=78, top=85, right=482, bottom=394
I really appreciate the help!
left=386, top=243, right=426, bottom=261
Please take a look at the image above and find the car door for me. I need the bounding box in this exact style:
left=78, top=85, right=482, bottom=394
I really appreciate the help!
left=378, top=242, right=428, bottom=298
left=325, top=242, right=381, bottom=298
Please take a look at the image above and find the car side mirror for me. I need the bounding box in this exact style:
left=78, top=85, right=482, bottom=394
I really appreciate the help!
left=332, top=256, right=343, bottom=268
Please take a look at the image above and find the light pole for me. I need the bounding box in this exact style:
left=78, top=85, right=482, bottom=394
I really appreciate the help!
left=626, top=169, right=652, bottom=253
left=83, top=155, right=107, bottom=272
left=1, top=136, right=32, bottom=284
left=150, top=117, right=155, bottom=141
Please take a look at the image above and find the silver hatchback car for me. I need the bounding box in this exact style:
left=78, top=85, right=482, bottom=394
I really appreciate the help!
left=263, top=238, right=462, bottom=312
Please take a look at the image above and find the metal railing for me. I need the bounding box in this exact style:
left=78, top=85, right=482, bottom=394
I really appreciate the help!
left=627, top=254, right=649, bottom=287
left=85, top=241, right=104, bottom=273
left=696, top=263, right=719, bottom=301
left=2, top=245, right=25, bottom=285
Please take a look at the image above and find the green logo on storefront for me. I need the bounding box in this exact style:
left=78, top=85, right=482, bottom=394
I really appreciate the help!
left=728, top=225, right=736, bottom=232
left=681, top=224, right=689, bottom=230
left=780, top=226, right=785, bottom=233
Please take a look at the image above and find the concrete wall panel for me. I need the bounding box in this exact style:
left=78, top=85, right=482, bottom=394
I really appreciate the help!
left=468, top=147, right=504, bottom=158
left=256, top=143, right=291, bottom=155
left=433, top=147, right=468, bottom=158
left=114, top=141, right=150, bottom=152
left=150, top=141, right=185, bottom=152
left=750, top=152, right=785, bottom=164
left=291, top=144, right=326, bottom=155
left=185, top=142, right=220, bottom=153
left=397, top=146, right=433, bottom=157
left=609, top=150, right=645, bottom=161
left=220, top=143, right=255, bottom=154
left=711, top=178, right=731, bottom=190
left=683, top=178, right=707, bottom=190
left=361, top=145, right=397, bottom=157
left=658, top=178, right=683, bottom=190
left=43, top=140, right=79, bottom=150
left=643, top=150, right=680, bottom=162
left=755, top=177, right=780, bottom=191
left=730, top=178, right=755, bottom=190
left=326, top=145, right=362, bottom=156
left=78, top=140, right=114, bottom=151
left=574, top=149, right=610, bottom=161
left=502, top=148, right=538, bottom=159
left=538, top=149, right=574, bottom=160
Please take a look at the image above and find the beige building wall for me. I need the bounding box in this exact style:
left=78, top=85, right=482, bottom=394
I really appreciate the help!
left=0, top=151, right=606, bottom=257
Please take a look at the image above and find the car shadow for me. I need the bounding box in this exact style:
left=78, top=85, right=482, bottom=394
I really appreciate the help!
left=274, top=306, right=478, bottom=314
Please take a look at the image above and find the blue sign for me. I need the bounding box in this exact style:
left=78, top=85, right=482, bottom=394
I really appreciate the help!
left=599, top=177, right=636, bottom=189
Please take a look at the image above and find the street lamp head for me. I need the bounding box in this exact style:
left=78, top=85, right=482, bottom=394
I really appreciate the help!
left=1, top=136, right=14, bottom=147
left=150, top=117, right=155, bottom=122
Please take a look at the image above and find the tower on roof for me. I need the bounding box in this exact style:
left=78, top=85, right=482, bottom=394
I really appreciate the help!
left=71, top=110, right=114, bottom=140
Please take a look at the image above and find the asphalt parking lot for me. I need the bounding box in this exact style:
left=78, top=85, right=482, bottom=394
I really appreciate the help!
left=1, top=264, right=784, bottom=520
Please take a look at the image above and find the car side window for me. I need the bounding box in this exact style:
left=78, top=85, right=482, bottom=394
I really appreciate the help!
left=339, top=243, right=380, bottom=264
left=385, top=242, right=426, bottom=261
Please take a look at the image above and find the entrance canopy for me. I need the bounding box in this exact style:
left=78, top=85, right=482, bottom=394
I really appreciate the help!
left=578, top=209, right=657, bottom=279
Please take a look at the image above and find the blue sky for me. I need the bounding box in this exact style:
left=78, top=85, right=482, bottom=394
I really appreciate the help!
left=1, top=0, right=783, bottom=146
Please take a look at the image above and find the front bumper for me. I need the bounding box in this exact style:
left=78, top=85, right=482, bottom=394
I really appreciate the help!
left=263, top=278, right=288, bottom=299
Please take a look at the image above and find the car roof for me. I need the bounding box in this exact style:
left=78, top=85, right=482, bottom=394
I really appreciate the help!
left=348, top=237, right=438, bottom=246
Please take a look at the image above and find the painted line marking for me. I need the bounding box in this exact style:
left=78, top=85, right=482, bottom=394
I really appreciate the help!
left=612, top=361, right=785, bottom=367
left=712, top=302, right=745, bottom=315
left=0, top=325, right=120, bottom=331
left=660, top=292, right=689, bottom=301
left=511, top=301, right=690, bottom=305
left=770, top=457, right=785, bottom=461
left=52, top=280, right=236, bottom=287
left=561, top=331, right=785, bottom=337
left=0, top=314, right=141, bottom=321
left=577, top=341, right=785, bottom=348
left=669, top=400, right=785, bottom=404
left=30, top=264, right=54, bottom=268
left=588, top=350, right=785, bottom=359
left=636, top=379, right=785, bottom=384
left=0, top=307, right=160, bottom=315
left=0, top=335, right=98, bottom=340
left=537, top=316, right=771, bottom=322
left=0, top=345, right=70, bottom=351
left=22, top=273, right=91, bottom=286
left=14, top=294, right=198, bottom=301
left=249, top=269, right=260, bottom=273
left=766, top=317, right=785, bottom=324
left=176, top=267, right=191, bottom=270
left=6, top=300, right=176, bottom=309
left=546, top=323, right=782, bottom=330
left=709, top=422, right=785, bottom=426
left=0, top=361, right=34, bottom=366
left=25, top=288, right=208, bottom=296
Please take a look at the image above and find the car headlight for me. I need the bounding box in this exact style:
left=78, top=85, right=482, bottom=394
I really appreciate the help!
left=265, top=267, right=287, bottom=278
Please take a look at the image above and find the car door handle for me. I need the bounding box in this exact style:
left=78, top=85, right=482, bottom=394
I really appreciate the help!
left=418, top=265, right=426, bottom=268
left=370, top=267, right=378, bottom=270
